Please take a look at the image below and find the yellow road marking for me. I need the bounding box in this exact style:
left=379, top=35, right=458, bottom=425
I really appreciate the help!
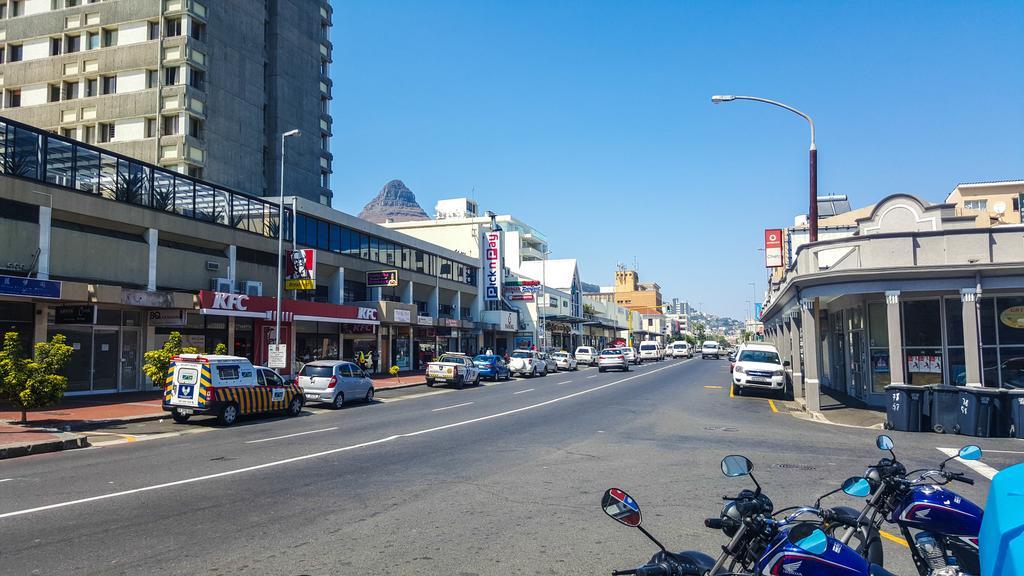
left=768, top=399, right=779, bottom=413
left=729, top=385, right=734, bottom=398
left=880, top=529, right=909, bottom=547
left=704, top=385, right=723, bottom=389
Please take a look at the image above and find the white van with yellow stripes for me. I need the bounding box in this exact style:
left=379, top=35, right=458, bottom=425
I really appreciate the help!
left=163, top=354, right=304, bottom=426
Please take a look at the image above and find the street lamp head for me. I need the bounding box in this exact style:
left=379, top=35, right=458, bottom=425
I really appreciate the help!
left=711, top=95, right=736, bottom=104
left=282, top=129, right=301, bottom=138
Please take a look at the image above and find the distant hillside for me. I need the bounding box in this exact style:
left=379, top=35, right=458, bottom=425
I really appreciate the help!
left=358, top=179, right=429, bottom=223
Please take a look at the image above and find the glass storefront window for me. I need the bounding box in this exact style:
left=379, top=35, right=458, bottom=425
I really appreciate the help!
left=980, top=297, right=997, bottom=345
left=999, top=347, right=1024, bottom=389
left=982, top=347, right=1001, bottom=387
left=868, top=303, right=888, bottom=348
left=903, top=299, right=940, bottom=346
left=996, top=296, right=1024, bottom=345
left=906, top=347, right=943, bottom=386
left=945, top=297, right=964, bottom=347
left=947, top=347, right=966, bottom=386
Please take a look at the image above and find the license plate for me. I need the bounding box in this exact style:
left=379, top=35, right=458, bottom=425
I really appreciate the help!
left=305, top=393, right=318, bottom=400
left=749, top=377, right=768, bottom=383
left=177, top=408, right=194, bottom=415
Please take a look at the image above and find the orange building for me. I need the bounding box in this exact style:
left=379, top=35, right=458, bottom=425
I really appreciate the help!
left=613, top=269, right=663, bottom=315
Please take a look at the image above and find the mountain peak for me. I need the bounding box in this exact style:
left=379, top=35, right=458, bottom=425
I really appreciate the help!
left=357, top=179, right=430, bottom=223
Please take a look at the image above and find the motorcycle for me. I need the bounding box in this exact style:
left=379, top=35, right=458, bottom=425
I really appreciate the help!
left=836, top=434, right=984, bottom=576
left=602, top=455, right=892, bottom=575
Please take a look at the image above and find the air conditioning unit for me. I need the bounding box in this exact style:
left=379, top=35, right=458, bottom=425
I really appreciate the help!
left=242, top=280, right=263, bottom=296
left=211, top=277, right=233, bottom=293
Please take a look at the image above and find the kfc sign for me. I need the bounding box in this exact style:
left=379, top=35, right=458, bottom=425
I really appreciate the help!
left=285, top=249, right=316, bottom=290
left=764, top=229, right=783, bottom=268
left=483, top=231, right=502, bottom=301
left=212, top=292, right=249, bottom=311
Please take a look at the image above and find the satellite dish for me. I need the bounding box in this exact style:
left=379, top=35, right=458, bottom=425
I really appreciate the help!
left=993, top=201, right=1007, bottom=215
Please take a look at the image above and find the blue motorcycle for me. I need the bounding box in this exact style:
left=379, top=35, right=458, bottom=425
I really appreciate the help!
left=836, top=434, right=984, bottom=576
left=601, top=455, right=891, bottom=575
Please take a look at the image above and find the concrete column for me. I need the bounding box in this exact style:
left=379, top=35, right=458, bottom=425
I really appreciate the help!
left=960, top=288, right=982, bottom=387
left=227, top=316, right=236, bottom=355
left=429, top=286, right=439, bottom=317
left=34, top=303, right=49, bottom=345
left=790, top=314, right=804, bottom=399
left=37, top=205, right=51, bottom=280
left=885, top=290, right=905, bottom=386
left=800, top=299, right=821, bottom=411
left=225, top=244, right=236, bottom=293
left=372, top=287, right=383, bottom=302
left=454, top=291, right=462, bottom=320
left=402, top=280, right=413, bottom=305
left=327, top=267, right=345, bottom=304
left=146, top=229, right=160, bottom=291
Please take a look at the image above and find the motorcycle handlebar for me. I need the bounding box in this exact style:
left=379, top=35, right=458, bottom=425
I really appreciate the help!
left=612, top=562, right=675, bottom=576
left=948, top=472, right=975, bottom=486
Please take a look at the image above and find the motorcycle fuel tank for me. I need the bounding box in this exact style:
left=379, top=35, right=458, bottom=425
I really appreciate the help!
left=892, top=484, right=983, bottom=537
left=757, top=530, right=870, bottom=576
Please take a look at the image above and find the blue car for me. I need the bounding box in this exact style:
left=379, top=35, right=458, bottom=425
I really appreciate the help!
left=473, top=355, right=511, bottom=381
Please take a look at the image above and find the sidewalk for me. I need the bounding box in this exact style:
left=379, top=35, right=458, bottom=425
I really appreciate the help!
left=370, top=370, right=427, bottom=390
left=792, top=388, right=886, bottom=429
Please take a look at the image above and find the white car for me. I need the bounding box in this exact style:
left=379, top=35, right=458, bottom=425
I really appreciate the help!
left=426, top=353, right=481, bottom=389
left=551, top=351, right=578, bottom=371
left=701, top=341, right=721, bottom=359
left=731, top=343, right=787, bottom=397
left=597, top=348, right=629, bottom=372
left=638, top=341, right=663, bottom=362
left=669, top=342, right=692, bottom=358
left=620, top=347, right=640, bottom=365
left=574, top=346, right=599, bottom=366
left=508, top=349, right=549, bottom=377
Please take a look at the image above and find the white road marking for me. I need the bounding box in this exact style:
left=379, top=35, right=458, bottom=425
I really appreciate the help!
left=245, top=427, right=339, bottom=444
left=0, top=362, right=683, bottom=521
left=376, top=389, right=452, bottom=403
left=556, top=380, right=573, bottom=385
left=974, top=449, right=1024, bottom=455
left=937, top=448, right=999, bottom=480
left=0, top=479, right=12, bottom=483
left=513, top=388, right=534, bottom=395
left=586, top=375, right=599, bottom=379
left=432, top=402, right=474, bottom=412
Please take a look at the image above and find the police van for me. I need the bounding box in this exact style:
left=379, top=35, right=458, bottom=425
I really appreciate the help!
left=163, top=354, right=304, bottom=426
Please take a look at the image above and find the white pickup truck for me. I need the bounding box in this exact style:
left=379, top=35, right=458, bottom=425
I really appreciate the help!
left=426, top=353, right=480, bottom=389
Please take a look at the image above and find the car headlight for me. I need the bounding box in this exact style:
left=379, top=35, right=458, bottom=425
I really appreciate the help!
left=734, top=365, right=745, bottom=374
left=773, top=369, right=784, bottom=377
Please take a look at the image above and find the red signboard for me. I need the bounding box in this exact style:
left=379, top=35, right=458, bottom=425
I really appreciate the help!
left=197, top=291, right=378, bottom=324
left=764, top=229, right=783, bottom=268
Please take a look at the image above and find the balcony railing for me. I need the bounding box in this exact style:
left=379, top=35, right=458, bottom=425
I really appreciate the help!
left=0, top=115, right=292, bottom=242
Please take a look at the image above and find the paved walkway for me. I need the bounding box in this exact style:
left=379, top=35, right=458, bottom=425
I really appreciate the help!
left=791, top=387, right=887, bottom=429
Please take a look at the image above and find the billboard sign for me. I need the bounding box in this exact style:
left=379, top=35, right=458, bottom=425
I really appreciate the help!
left=285, top=249, right=316, bottom=290
left=764, top=229, right=783, bottom=268
left=367, top=270, right=399, bottom=288
left=483, top=231, right=502, bottom=301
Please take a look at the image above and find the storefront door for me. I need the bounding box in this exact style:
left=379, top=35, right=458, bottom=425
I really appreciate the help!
left=830, top=311, right=847, bottom=393
left=848, top=329, right=867, bottom=399
left=92, top=328, right=119, bottom=392
left=120, top=327, right=141, bottom=391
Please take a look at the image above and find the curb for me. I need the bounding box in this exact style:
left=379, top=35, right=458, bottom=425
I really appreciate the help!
left=2, top=411, right=169, bottom=432
left=788, top=397, right=885, bottom=430
left=0, top=431, right=89, bottom=460
left=372, top=380, right=427, bottom=392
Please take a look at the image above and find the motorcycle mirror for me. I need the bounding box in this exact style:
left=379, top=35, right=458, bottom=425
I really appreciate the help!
left=876, top=435, right=894, bottom=451
left=602, top=488, right=642, bottom=528
left=958, top=445, right=982, bottom=461
left=721, top=455, right=753, bottom=477
left=841, top=476, right=872, bottom=498
left=787, top=525, right=829, bottom=556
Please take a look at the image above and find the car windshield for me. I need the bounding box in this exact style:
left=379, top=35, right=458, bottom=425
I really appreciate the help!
left=640, top=344, right=655, bottom=350
left=438, top=355, right=464, bottom=363
left=738, top=350, right=781, bottom=364
left=511, top=351, right=533, bottom=359
left=299, top=365, right=334, bottom=377
left=474, top=355, right=497, bottom=362
left=600, top=349, right=620, bottom=356
left=552, top=353, right=567, bottom=358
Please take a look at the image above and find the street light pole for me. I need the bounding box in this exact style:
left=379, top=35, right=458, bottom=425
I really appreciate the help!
left=711, top=94, right=818, bottom=242
left=274, top=129, right=300, bottom=350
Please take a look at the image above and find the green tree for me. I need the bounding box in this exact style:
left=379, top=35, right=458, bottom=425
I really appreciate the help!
left=142, top=332, right=198, bottom=388
left=0, top=332, right=74, bottom=423
left=214, top=342, right=228, bottom=355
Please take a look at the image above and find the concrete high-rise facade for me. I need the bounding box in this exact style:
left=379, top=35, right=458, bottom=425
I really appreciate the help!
left=0, top=0, right=333, bottom=204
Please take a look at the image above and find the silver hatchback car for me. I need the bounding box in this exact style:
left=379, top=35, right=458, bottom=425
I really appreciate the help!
left=297, top=360, right=375, bottom=409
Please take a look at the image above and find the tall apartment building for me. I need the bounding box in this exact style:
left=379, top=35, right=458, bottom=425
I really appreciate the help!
left=0, top=0, right=333, bottom=204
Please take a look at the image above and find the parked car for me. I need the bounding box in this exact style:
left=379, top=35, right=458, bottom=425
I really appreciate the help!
left=538, top=352, right=559, bottom=374
left=701, top=341, right=721, bottom=359
left=574, top=346, right=599, bottom=366
left=297, top=360, right=376, bottom=409
left=163, top=354, right=304, bottom=426
left=638, top=341, right=663, bottom=362
left=508, top=349, right=548, bottom=377
left=473, top=354, right=511, bottom=381
left=727, top=348, right=739, bottom=363
left=598, top=348, right=630, bottom=372
left=669, top=342, right=693, bottom=358
left=551, top=351, right=578, bottom=371
left=731, top=343, right=787, bottom=398
left=426, top=352, right=481, bottom=389
left=621, top=346, right=640, bottom=365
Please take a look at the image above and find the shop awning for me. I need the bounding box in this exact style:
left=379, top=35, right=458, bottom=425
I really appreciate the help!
left=197, top=290, right=380, bottom=325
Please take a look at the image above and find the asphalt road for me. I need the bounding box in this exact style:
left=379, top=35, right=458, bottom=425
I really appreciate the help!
left=0, top=357, right=1020, bottom=575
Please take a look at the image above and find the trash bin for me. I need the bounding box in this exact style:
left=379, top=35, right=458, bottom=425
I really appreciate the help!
left=957, top=387, right=1006, bottom=438
left=1003, top=389, right=1024, bottom=439
left=885, top=384, right=927, bottom=432
left=929, top=385, right=961, bottom=434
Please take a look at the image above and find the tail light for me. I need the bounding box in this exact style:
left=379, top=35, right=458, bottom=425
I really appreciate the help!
left=617, top=355, right=624, bottom=360
left=207, top=387, right=216, bottom=401
left=327, top=376, right=338, bottom=388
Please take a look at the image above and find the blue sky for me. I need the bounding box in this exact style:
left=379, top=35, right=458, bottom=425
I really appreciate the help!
left=329, top=1, right=1023, bottom=320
